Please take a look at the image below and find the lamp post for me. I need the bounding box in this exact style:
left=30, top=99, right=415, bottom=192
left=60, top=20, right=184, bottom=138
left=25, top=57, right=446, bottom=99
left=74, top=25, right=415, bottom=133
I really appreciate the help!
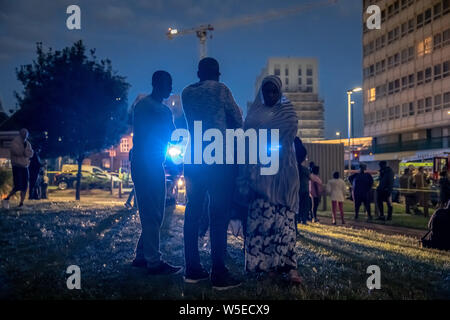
left=336, top=131, right=341, bottom=144
left=347, top=87, right=362, bottom=175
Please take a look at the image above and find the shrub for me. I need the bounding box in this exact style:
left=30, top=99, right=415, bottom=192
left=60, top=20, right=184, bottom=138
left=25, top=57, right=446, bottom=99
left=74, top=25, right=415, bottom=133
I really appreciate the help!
left=0, top=168, right=13, bottom=198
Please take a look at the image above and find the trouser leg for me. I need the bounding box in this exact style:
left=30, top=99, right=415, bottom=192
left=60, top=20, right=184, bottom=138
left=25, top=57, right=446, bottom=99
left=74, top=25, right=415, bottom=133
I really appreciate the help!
left=313, top=197, right=320, bottom=219
left=132, top=164, right=166, bottom=268
left=354, top=196, right=362, bottom=218
left=331, top=200, right=337, bottom=222
left=184, top=167, right=208, bottom=273
left=377, top=191, right=385, bottom=217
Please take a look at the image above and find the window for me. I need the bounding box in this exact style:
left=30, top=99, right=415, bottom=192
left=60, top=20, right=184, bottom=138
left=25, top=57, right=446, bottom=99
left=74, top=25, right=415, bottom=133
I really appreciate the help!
left=381, top=59, right=386, bottom=72
left=388, top=81, right=394, bottom=95
left=408, top=46, right=414, bottom=61
left=285, top=77, right=289, bottom=86
left=434, top=33, right=442, bottom=49
left=306, top=78, right=313, bottom=85
left=417, top=70, right=424, bottom=85
left=381, top=9, right=386, bottom=22
left=424, top=8, right=432, bottom=25
left=409, top=102, right=415, bottom=116
left=417, top=99, right=425, bottom=114
left=444, top=0, right=450, bottom=15
left=408, top=74, right=415, bottom=88
left=389, top=107, right=395, bottom=120
left=444, top=92, right=450, bottom=109
left=394, top=79, right=400, bottom=92
left=435, top=94, right=442, bottom=110
left=388, top=56, right=394, bottom=68
left=394, top=53, right=400, bottom=66
left=417, top=13, right=424, bottom=28
left=120, top=138, right=130, bottom=153
left=298, top=77, right=302, bottom=85
left=395, top=105, right=400, bottom=119
left=382, top=110, right=387, bottom=121
left=434, top=64, right=442, bottom=80
left=401, top=49, right=408, bottom=63
left=402, top=103, right=409, bottom=117
left=285, top=66, right=289, bottom=76
left=401, top=22, right=407, bottom=37
left=388, top=30, right=394, bottom=44
left=306, top=66, right=313, bottom=76
left=425, top=67, right=432, bottom=83
left=434, top=2, right=442, bottom=18
left=274, top=64, right=280, bottom=76
left=376, top=110, right=382, bottom=122
left=408, top=18, right=414, bottom=33
left=401, top=76, right=408, bottom=90
left=298, top=68, right=302, bottom=76
left=417, top=37, right=432, bottom=57
left=368, top=88, right=376, bottom=102
left=443, top=29, right=450, bottom=46
left=425, top=97, right=433, bottom=112
left=444, top=61, right=450, bottom=77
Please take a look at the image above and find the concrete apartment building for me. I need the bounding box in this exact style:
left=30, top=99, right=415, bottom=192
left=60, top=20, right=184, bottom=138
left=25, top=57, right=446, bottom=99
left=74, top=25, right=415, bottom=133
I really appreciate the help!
left=362, top=0, right=450, bottom=163
left=255, top=57, right=325, bottom=142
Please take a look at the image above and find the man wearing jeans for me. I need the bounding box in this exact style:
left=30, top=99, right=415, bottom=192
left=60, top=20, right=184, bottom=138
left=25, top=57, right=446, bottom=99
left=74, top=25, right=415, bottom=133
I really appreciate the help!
left=131, top=71, right=181, bottom=275
left=182, top=57, right=243, bottom=290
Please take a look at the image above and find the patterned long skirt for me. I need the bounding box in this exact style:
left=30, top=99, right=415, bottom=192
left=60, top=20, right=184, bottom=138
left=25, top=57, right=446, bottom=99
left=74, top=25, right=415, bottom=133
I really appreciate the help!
left=245, top=198, right=297, bottom=272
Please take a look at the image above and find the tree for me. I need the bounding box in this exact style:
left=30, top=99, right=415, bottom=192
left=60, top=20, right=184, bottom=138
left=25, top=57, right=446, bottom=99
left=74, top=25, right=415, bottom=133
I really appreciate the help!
left=14, top=40, right=131, bottom=200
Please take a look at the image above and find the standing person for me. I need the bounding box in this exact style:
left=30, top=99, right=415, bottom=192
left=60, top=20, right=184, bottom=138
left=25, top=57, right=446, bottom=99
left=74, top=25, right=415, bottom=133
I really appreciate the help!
left=294, top=137, right=310, bottom=226
left=28, top=147, right=43, bottom=200
left=3, top=128, right=33, bottom=208
left=130, top=70, right=181, bottom=275
left=414, top=167, right=429, bottom=216
left=124, top=148, right=136, bottom=210
left=182, top=57, right=243, bottom=289
left=310, top=165, right=323, bottom=223
left=376, top=161, right=394, bottom=221
left=242, top=75, right=301, bottom=284
left=41, top=169, right=49, bottom=199
left=399, top=168, right=417, bottom=214
left=350, top=163, right=374, bottom=221
left=326, top=172, right=346, bottom=225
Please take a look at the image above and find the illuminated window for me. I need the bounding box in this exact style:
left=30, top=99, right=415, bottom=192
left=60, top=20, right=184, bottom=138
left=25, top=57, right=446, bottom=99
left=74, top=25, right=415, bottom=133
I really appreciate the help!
left=368, top=88, right=376, bottom=102
left=120, top=138, right=129, bottom=153
left=417, top=37, right=432, bottom=57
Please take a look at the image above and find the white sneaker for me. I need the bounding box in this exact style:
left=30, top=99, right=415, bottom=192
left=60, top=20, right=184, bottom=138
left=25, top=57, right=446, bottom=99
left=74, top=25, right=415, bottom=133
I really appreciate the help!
left=2, top=199, right=10, bottom=209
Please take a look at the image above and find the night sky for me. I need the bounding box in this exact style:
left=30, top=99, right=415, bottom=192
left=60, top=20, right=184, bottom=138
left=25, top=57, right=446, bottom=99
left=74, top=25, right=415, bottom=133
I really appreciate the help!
left=0, top=0, right=364, bottom=138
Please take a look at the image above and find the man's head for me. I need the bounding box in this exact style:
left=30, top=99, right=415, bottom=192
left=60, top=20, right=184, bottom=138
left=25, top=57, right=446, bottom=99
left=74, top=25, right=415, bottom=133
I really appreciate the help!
left=333, top=171, right=339, bottom=179
left=312, top=165, right=320, bottom=175
left=418, top=167, right=424, bottom=173
left=360, top=163, right=367, bottom=173
left=152, top=70, right=172, bottom=100
left=404, top=168, right=410, bottom=175
left=197, top=57, right=220, bottom=82
left=19, top=128, right=29, bottom=140
left=379, top=161, right=387, bottom=169
left=262, top=79, right=282, bottom=107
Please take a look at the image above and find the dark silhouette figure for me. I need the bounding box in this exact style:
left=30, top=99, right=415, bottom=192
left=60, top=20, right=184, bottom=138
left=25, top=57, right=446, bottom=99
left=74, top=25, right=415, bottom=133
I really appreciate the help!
left=130, top=71, right=181, bottom=275
left=182, top=57, right=243, bottom=289
left=294, top=137, right=309, bottom=227
left=349, top=163, right=373, bottom=221
left=28, top=148, right=43, bottom=199
left=376, top=161, right=394, bottom=221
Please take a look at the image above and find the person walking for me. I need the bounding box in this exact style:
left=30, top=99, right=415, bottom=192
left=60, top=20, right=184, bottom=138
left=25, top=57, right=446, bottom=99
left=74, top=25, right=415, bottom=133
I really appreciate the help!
left=130, top=70, right=181, bottom=275
left=241, top=75, right=302, bottom=284
left=3, top=128, right=33, bottom=208
left=376, top=161, right=394, bottom=221
left=294, top=137, right=310, bottom=226
left=309, top=165, right=323, bottom=223
left=124, top=148, right=136, bottom=210
left=326, top=172, right=346, bottom=225
left=414, top=167, right=429, bottom=217
left=182, top=57, right=243, bottom=290
left=350, top=163, right=373, bottom=221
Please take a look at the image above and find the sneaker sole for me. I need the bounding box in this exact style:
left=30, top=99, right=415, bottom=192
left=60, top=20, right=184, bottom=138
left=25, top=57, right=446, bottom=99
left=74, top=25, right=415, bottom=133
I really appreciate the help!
left=183, top=276, right=209, bottom=284
left=212, top=282, right=242, bottom=291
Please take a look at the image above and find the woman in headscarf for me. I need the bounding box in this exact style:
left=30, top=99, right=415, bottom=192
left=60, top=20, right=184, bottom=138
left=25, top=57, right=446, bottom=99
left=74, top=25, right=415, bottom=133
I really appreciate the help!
left=239, top=75, right=301, bottom=284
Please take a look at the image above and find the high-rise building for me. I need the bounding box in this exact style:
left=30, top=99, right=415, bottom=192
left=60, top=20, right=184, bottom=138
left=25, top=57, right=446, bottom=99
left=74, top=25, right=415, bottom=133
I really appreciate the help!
left=362, top=0, right=450, bottom=162
left=254, top=57, right=325, bottom=142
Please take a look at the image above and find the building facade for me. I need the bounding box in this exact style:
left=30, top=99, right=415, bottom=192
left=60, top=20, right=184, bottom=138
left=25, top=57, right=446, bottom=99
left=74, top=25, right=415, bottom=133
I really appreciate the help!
left=255, top=57, right=325, bottom=142
left=362, top=0, right=450, bottom=161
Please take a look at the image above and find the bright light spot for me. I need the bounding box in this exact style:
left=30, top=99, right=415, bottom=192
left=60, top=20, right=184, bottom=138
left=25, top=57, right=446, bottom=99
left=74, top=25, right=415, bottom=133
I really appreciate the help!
left=177, top=178, right=184, bottom=187
left=172, top=101, right=175, bottom=106
left=169, top=28, right=178, bottom=35
left=352, top=87, right=363, bottom=92
left=168, top=146, right=181, bottom=158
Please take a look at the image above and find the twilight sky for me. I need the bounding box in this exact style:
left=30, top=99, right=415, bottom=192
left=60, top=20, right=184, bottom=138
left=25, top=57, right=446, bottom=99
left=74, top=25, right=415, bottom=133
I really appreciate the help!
left=0, top=0, right=364, bottom=138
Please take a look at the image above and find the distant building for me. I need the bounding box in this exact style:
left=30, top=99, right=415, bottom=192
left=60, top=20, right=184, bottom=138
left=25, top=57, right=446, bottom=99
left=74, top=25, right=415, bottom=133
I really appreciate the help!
left=254, top=57, right=325, bottom=142
left=362, top=0, right=450, bottom=164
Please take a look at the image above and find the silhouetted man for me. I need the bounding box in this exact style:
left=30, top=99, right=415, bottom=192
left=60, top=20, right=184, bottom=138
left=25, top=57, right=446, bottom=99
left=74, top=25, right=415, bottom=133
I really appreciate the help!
left=349, top=163, right=373, bottom=221
left=182, top=57, right=243, bottom=290
left=377, top=161, right=394, bottom=221
left=4, top=128, right=33, bottom=208
left=131, top=70, right=181, bottom=275
left=28, top=147, right=43, bottom=200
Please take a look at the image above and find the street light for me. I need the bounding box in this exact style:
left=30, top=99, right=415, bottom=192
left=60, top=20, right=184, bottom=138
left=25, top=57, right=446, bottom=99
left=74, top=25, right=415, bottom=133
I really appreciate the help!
left=347, top=87, right=362, bottom=174
left=336, top=131, right=341, bottom=144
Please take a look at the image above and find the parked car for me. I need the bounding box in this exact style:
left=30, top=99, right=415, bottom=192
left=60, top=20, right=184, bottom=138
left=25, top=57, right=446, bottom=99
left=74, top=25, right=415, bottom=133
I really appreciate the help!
left=55, top=165, right=120, bottom=190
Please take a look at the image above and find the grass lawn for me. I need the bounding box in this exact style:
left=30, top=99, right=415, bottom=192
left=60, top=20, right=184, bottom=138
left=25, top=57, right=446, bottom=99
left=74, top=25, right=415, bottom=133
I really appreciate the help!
left=0, top=193, right=449, bottom=300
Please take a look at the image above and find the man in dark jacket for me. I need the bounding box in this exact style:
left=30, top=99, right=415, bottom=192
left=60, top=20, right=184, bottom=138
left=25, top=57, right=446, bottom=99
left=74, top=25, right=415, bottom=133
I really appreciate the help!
left=376, top=161, right=394, bottom=221
left=349, top=163, right=373, bottom=221
left=28, top=148, right=43, bottom=200
left=131, top=70, right=181, bottom=275
left=294, top=137, right=309, bottom=227
left=439, top=170, right=450, bottom=207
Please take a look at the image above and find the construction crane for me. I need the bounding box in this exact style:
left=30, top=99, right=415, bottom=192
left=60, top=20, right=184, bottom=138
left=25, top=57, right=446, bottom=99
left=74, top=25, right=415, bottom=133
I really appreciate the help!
left=166, top=0, right=338, bottom=60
